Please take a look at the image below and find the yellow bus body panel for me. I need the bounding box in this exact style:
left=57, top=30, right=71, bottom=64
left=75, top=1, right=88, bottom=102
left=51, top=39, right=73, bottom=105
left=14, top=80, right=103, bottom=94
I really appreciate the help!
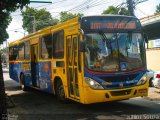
left=82, top=78, right=149, bottom=104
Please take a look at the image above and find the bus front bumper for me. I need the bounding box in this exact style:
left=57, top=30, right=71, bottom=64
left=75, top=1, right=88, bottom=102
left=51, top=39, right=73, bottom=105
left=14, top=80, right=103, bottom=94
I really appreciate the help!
left=83, top=85, right=148, bottom=104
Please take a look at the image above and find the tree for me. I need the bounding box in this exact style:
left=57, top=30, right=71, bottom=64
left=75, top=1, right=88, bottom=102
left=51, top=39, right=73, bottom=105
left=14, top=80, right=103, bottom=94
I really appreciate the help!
left=0, top=15, right=12, bottom=44
left=155, top=4, right=160, bottom=13
left=60, top=11, right=83, bottom=23
left=0, top=47, right=8, bottom=64
left=22, top=6, right=59, bottom=33
left=102, top=6, right=129, bottom=15
left=0, top=0, right=30, bottom=119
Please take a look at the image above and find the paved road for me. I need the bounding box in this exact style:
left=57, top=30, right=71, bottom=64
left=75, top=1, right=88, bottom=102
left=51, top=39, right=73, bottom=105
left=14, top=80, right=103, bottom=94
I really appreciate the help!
left=3, top=71, right=160, bottom=120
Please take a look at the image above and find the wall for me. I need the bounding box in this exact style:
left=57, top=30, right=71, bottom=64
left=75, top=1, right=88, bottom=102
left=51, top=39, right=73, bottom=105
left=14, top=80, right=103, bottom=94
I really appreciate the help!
left=146, top=48, right=160, bottom=71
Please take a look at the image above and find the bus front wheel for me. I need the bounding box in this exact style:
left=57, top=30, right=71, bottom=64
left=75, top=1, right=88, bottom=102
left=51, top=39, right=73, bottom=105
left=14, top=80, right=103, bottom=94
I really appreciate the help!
left=55, top=80, right=66, bottom=102
left=20, top=74, right=29, bottom=91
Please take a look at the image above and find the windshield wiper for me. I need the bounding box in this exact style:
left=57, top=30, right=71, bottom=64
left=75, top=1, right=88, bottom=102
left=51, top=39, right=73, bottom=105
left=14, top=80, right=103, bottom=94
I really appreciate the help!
left=98, top=31, right=111, bottom=47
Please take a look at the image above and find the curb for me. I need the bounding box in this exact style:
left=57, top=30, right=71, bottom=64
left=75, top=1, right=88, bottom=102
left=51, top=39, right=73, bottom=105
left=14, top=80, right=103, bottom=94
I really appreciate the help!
left=155, top=90, right=160, bottom=93
left=144, top=97, right=160, bottom=101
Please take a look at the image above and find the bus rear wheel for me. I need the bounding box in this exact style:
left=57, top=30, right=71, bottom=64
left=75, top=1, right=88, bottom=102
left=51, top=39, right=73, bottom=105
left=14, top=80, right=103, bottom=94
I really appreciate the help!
left=20, top=74, right=29, bottom=91
left=55, top=80, right=66, bottom=102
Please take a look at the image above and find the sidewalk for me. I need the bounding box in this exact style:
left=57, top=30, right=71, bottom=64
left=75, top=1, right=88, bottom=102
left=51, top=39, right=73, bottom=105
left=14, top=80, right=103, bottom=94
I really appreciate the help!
left=145, top=87, right=160, bottom=101
left=2, top=67, right=9, bottom=73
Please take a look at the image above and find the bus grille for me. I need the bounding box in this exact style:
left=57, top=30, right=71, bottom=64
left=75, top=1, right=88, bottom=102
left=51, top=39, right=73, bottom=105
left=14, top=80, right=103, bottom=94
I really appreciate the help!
left=100, top=73, right=138, bottom=89
left=110, top=89, right=131, bottom=96
left=100, top=74, right=138, bottom=82
left=107, top=83, right=135, bottom=88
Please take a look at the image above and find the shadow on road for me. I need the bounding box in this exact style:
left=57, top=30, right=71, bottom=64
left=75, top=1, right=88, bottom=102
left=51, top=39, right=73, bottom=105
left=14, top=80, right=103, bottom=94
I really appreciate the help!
left=5, top=80, right=21, bottom=91
left=5, top=79, right=160, bottom=120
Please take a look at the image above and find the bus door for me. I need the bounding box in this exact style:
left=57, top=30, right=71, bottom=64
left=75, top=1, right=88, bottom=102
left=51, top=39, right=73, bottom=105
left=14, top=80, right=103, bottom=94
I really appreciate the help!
left=31, top=44, right=39, bottom=87
left=66, top=35, right=80, bottom=99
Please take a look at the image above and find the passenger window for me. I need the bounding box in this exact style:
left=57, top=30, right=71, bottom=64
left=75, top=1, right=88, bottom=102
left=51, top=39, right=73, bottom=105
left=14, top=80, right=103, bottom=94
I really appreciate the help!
left=19, top=43, right=25, bottom=60
left=53, top=31, right=64, bottom=58
left=25, top=41, right=30, bottom=60
left=9, top=46, right=19, bottom=60
left=41, top=34, right=52, bottom=59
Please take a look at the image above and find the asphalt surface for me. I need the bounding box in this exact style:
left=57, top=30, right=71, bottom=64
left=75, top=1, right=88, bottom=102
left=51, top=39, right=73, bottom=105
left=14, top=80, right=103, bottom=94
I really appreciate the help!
left=3, top=69, right=160, bottom=120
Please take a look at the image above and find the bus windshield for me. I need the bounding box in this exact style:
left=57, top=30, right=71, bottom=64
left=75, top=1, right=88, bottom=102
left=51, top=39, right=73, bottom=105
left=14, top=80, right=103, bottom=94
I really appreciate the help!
left=85, top=32, right=145, bottom=72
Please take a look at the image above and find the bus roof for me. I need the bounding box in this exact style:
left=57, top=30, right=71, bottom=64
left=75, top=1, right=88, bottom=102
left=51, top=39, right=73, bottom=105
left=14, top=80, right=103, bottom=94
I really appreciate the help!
left=9, top=17, right=79, bottom=47
left=81, top=14, right=138, bottom=19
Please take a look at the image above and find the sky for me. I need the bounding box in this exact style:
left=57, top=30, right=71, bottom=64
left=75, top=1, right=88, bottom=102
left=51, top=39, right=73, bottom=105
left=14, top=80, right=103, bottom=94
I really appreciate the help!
left=3, top=0, right=160, bottom=48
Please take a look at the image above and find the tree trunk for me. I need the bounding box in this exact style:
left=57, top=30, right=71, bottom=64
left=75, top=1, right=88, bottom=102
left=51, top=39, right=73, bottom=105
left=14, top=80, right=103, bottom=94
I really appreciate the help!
left=0, top=54, right=7, bottom=119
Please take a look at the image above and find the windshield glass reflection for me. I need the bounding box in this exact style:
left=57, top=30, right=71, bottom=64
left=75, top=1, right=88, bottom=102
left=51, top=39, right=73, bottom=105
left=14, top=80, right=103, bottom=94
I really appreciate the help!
left=85, top=33, right=145, bottom=72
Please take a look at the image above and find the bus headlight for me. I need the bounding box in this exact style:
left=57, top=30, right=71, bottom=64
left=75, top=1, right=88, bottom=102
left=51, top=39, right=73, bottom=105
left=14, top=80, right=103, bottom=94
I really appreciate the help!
left=137, top=73, right=147, bottom=85
left=84, top=77, right=104, bottom=90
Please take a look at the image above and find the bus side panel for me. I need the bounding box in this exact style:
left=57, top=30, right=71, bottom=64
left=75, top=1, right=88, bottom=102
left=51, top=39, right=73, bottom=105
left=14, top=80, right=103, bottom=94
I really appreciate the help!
left=9, top=62, right=21, bottom=83
left=22, top=62, right=32, bottom=87
left=38, top=61, right=53, bottom=93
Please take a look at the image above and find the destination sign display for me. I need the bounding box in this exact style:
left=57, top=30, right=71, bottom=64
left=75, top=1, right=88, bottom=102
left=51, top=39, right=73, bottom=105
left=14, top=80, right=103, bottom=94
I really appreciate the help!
left=90, top=21, right=136, bottom=30
left=80, top=16, right=141, bottom=33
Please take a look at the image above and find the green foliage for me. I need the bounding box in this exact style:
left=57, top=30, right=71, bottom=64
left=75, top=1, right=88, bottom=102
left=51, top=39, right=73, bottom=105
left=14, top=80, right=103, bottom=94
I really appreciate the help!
left=0, top=47, right=8, bottom=63
left=22, top=6, right=59, bottom=33
left=119, top=8, right=129, bottom=15
left=102, top=6, right=129, bottom=15
left=156, top=4, right=160, bottom=13
left=60, top=11, right=83, bottom=23
left=102, top=6, right=119, bottom=14
left=0, top=0, right=30, bottom=43
left=0, top=14, right=12, bottom=43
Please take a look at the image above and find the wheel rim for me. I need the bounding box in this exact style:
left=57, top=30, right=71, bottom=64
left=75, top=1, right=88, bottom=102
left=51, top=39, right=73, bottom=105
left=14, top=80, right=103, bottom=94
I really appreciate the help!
left=20, top=74, right=25, bottom=90
left=21, top=84, right=24, bottom=89
left=20, top=75, right=24, bottom=84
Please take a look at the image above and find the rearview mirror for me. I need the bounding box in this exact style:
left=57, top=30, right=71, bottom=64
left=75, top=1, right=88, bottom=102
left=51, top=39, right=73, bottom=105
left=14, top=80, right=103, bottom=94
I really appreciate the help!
left=144, top=33, right=148, bottom=43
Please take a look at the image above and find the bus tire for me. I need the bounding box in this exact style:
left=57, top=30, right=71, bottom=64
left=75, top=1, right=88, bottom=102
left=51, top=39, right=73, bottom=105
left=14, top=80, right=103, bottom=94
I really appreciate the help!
left=20, top=74, right=29, bottom=91
left=55, top=80, right=67, bottom=102
left=149, top=77, right=154, bottom=87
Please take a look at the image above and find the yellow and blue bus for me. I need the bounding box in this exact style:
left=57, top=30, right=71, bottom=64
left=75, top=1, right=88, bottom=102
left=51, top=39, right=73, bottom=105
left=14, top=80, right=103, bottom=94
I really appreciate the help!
left=9, top=15, right=149, bottom=104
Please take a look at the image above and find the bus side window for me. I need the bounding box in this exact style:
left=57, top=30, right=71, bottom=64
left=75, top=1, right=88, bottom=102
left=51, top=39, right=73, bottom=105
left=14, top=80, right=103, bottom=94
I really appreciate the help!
left=41, top=34, right=52, bottom=59
left=9, top=46, right=19, bottom=61
left=24, top=41, right=30, bottom=60
left=19, top=43, right=25, bottom=60
left=9, top=47, right=13, bottom=60
left=53, top=30, right=64, bottom=58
